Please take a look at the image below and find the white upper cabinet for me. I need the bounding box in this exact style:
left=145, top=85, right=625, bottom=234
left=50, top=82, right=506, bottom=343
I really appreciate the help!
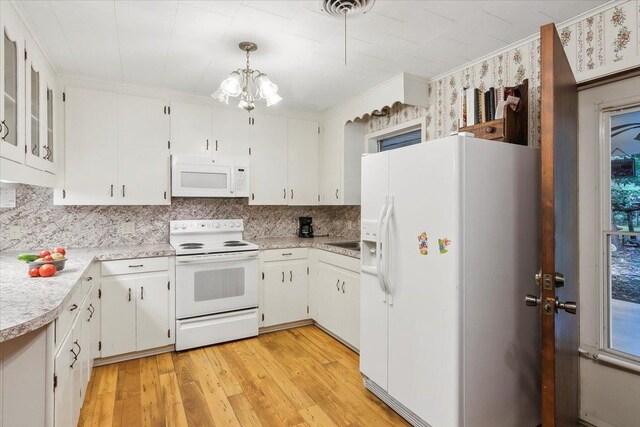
left=118, top=94, right=170, bottom=205
left=59, top=87, right=119, bottom=205
left=287, top=118, right=319, bottom=205
left=169, top=101, right=211, bottom=156
left=212, top=107, right=250, bottom=159
left=0, top=6, right=25, bottom=165
left=249, top=114, right=288, bottom=205
left=57, top=87, right=170, bottom=205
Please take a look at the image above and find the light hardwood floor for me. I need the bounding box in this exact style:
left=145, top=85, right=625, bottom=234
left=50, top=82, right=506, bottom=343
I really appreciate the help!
left=79, top=325, right=410, bottom=426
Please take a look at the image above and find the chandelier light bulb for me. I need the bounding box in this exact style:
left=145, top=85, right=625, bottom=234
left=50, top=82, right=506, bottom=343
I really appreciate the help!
left=211, top=42, right=282, bottom=111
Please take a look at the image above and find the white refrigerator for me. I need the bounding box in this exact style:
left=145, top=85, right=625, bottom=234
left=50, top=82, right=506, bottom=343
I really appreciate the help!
left=360, top=135, right=541, bottom=427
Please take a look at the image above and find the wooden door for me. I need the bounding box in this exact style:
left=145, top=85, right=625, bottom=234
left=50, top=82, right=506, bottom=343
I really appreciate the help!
left=539, top=23, right=579, bottom=426
left=100, top=276, right=136, bottom=357
left=136, top=273, right=170, bottom=351
left=118, top=94, right=170, bottom=205
left=287, top=118, right=319, bottom=205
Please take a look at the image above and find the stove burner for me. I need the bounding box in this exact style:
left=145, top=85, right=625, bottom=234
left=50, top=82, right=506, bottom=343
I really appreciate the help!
left=224, top=242, right=248, bottom=247
left=179, top=243, right=204, bottom=247
left=224, top=240, right=241, bottom=243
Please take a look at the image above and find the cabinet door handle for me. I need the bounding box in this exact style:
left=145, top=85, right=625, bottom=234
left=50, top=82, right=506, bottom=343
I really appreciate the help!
left=69, top=303, right=78, bottom=312
left=87, top=303, right=94, bottom=321
left=336, top=279, right=340, bottom=291
left=291, top=189, right=294, bottom=199
left=215, top=140, right=218, bottom=151
left=128, top=288, right=132, bottom=302
left=290, top=270, right=293, bottom=282
left=141, top=286, right=144, bottom=300
left=282, top=271, right=285, bottom=283
left=335, top=189, right=339, bottom=199
left=282, top=253, right=292, bottom=256
left=342, top=281, right=345, bottom=293
left=283, top=188, right=286, bottom=199
left=1, top=121, right=8, bottom=140
left=128, top=264, right=144, bottom=268
left=122, top=185, right=125, bottom=197
left=86, top=276, right=93, bottom=281
left=206, top=139, right=209, bottom=150
left=110, top=184, right=114, bottom=197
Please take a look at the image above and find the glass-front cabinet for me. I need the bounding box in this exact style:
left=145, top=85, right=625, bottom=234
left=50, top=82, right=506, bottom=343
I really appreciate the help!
left=0, top=7, right=26, bottom=164
left=25, top=39, right=56, bottom=173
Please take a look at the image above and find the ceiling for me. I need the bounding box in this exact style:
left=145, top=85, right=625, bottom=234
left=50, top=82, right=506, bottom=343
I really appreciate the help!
left=15, top=0, right=607, bottom=112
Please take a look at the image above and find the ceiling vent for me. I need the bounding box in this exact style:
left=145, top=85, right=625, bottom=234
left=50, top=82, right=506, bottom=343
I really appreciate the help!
left=321, top=0, right=376, bottom=18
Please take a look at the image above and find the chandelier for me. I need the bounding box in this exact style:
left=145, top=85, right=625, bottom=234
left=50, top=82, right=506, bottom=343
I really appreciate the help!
left=211, top=42, right=282, bottom=111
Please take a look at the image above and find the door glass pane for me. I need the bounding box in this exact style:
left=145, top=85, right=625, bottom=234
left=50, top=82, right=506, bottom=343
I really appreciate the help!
left=3, top=31, right=17, bottom=146
left=46, top=88, right=53, bottom=162
left=30, top=66, right=39, bottom=156
left=607, top=108, right=640, bottom=358
left=193, top=268, right=245, bottom=301
left=181, top=171, right=227, bottom=189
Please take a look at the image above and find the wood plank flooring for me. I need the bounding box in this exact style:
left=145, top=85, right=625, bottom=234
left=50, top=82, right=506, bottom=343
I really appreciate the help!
left=79, top=326, right=409, bottom=427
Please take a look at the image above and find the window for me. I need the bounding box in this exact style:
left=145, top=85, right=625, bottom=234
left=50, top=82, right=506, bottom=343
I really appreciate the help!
left=378, top=129, right=421, bottom=152
left=603, top=106, right=640, bottom=360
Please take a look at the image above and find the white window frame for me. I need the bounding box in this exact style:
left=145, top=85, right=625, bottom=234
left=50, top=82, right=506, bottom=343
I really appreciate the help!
left=364, top=117, right=427, bottom=153
left=598, top=102, right=640, bottom=364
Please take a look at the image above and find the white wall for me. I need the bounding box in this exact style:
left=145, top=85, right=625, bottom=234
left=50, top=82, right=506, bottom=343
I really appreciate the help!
left=578, top=76, right=640, bottom=427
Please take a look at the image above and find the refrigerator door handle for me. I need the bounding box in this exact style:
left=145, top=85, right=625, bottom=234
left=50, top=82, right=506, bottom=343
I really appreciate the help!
left=382, top=195, right=394, bottom=305
left=376, top=198, right=389, bottom=299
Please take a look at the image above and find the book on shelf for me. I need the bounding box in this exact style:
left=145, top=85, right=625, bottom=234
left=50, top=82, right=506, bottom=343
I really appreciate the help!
left=465, top=87, right=476, bottom=126
left=479, top=90, right=486, bottom=123
left=474, top=88, right=481, bottom=126
left=458, top=86, right=468, bottom=128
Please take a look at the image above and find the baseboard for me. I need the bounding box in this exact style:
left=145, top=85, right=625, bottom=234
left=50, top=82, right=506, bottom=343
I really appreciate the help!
left=259, top=319, right=313, bottom=334
left=312, top=322, right=359, bottom=354
left=93, top=345, right=175, bottom=366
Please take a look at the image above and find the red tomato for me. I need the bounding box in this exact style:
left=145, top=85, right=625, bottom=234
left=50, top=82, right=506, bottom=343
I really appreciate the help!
left=43, top=255, right=53, bottom=261
left=38, top=264, right=57, bottom=277
left=54, top=247, right=66, bottom=256
left=39, top=250, right=51, bottom=258
left=28, top=268, right=40, bottom=277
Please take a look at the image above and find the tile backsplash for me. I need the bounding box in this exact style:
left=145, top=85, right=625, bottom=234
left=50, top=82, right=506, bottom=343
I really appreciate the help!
left=0, top=185, right=360, bottom=251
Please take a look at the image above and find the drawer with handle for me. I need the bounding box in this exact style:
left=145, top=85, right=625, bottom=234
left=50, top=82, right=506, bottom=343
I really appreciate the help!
left=262, top=248, right=308, bottom=262
left=101, top=256, right=169, bottom=276
left=55, top=282, right=83, bottom=348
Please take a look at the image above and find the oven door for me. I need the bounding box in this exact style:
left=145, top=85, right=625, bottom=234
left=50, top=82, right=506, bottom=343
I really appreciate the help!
left=175, top=252, right=259, bottom=319
left=172, top=160, right=232, bottom=197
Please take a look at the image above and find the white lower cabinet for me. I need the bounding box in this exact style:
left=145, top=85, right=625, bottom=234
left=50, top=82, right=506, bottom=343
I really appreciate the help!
left=311, top=251, right=360, bottom=349
left=261, top=249, right=309, bottom=327
left=100, top=258, right=174, bottom=358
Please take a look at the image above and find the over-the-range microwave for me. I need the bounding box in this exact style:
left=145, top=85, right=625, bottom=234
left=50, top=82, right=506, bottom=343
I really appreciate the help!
left=171, top=155, right=250, bottom=198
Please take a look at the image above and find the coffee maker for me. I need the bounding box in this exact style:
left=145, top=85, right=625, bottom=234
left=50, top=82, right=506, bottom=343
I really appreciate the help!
left=298, top=217, right=314, bottom=238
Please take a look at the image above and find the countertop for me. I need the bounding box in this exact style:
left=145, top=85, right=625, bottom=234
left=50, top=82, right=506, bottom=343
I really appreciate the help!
left=250, top=236, right=361, bottom=259
left=0, top=243, right=174, bottom=343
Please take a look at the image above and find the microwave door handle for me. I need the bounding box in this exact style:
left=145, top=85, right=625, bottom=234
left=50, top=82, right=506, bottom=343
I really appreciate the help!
left=230, top=168, right=235, bottom=195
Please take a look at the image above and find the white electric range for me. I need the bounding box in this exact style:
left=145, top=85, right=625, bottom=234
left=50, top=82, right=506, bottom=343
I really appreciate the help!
left=170, top=219, right=259, bottom=351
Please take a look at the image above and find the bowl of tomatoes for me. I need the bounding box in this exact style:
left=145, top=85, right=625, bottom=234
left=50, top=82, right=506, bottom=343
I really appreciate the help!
left=19, top=247, right=67, bottom=277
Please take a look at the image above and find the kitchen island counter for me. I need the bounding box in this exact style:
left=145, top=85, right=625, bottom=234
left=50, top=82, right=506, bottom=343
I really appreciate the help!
left=0, top=244, right=174, bottom=342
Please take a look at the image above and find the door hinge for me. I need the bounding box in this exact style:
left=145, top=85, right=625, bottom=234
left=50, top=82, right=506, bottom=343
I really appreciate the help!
left=307, top=306, right=309, bottom=314
left=249, top=117, right=251, bottom=125
left=53, top=374, right=57, bottom=389
left=249, top=147, right=252, bottom=155
left=261, top=272, right=264, bottom=280
left=261, top=313, right=264, bottom=321
left=98, top=341, right=102, bottom=351
left=24, top=49, right=27, bottom=61
left=318, top=194, right=320, bottom=202
left=98, top=288, right=101, bottom=298
left=63, top=92, right=66, bottom=102
left=307, top=267, right=309, bottom=275
left=168, top=281, right=171, bottom=290
left=318, top=126, right=320, bottom=134
left=25, top=145, right=27, bottom=154
left=168, top=329, right=171, bottom=338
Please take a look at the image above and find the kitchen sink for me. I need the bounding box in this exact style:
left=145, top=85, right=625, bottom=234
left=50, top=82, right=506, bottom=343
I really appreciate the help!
left=327, top=241, right=360, bottom=251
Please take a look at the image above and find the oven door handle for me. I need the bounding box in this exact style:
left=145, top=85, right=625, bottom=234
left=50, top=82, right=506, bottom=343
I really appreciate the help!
left=176, top=252, right=259, bottom=264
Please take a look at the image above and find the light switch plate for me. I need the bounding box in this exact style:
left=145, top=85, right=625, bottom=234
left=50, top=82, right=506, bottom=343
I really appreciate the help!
left=9, top=226, right=22, bottom=240
left=120, top=223, right=135, bottom=234
left=0, top=188, right=16, bottom=208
